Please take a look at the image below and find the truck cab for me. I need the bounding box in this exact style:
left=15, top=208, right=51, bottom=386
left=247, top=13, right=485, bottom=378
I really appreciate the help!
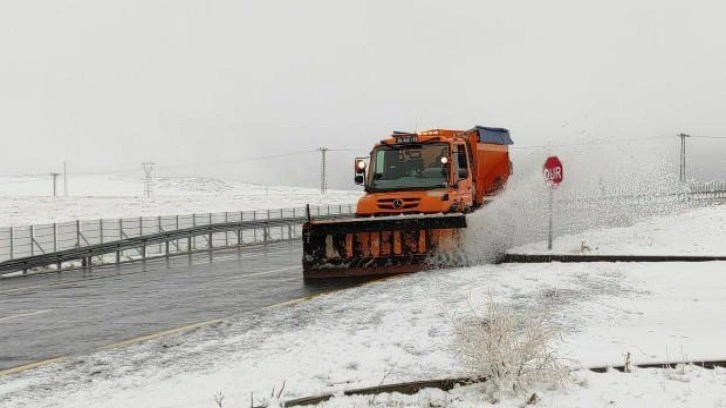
left=353, top=127, right=511, bottom=217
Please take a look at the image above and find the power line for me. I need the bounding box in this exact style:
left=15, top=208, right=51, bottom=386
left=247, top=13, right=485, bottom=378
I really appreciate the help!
left=0, top=150, right=321, bottom=180
left=151, top=150, right=320, bottom=172
left=0, top=177, right=51, bottom=186
left=511, top=135, right=671, bottom=150
left=327, top=148, right=365, bottom=153
left=691, top=135, right=726, bottom=139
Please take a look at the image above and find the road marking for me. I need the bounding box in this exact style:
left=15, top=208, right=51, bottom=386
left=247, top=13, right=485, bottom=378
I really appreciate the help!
left=245, top=265, right=298, bottom=277
left=266, top=288, right=349, bottom=309
left=266, top=275, right=396, bottom=309
left=0, top=319, right=223, bottom=376
left=0, top=309, right=51, bottom=322
left=100, top=319, right=224, bottom=351
left=0, top=356, right=67, bottom=377
left=361, top=275, right=396, bottom=286
left=267, top=297, right=308, bottom=308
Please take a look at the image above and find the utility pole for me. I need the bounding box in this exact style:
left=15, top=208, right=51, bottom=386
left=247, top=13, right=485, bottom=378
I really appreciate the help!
left=678, top=133, right=690, bottom=183
left=50, top=173, right=61, bottom=197
left=319, top=147, right=328, bottom=194
left=142, top=162, right=155, bottom=197
left=63, top=161, right=68, bottom=196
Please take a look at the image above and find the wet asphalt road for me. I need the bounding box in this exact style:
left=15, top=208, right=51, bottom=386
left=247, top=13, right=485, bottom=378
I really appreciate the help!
left=0, top=242, right=367, bottom=371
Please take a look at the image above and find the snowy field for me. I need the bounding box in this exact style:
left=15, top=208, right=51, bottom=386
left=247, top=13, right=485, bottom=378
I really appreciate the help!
left=2, top=204, right=726, bottom=407
left=0, top=175, right=362, bottom=226
left=512, top=203, right=726, bottom=256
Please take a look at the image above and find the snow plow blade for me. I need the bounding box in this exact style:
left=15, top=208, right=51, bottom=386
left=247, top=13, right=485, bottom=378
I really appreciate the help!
left=302, top=214, right=467, bottom=279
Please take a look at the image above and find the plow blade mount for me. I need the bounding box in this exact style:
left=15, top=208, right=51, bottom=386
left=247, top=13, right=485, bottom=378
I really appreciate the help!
left=302, top=214, right=467, bottom=279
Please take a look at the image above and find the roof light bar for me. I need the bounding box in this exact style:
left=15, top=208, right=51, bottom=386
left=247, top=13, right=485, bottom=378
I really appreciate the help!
left=394, top=134, right=418, bottom=143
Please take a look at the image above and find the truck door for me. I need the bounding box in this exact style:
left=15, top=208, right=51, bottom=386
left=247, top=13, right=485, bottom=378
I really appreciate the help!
left=453, top=143, right=473, bottom=209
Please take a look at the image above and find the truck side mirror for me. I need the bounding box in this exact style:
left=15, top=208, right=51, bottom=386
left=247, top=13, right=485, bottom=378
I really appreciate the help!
left=354, top=157, right=367, bottom=186
left=458, top=168, right=469, bottom=179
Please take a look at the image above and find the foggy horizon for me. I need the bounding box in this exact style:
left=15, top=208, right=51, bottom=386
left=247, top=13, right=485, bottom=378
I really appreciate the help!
left=1, top=0, right=725, bottom=190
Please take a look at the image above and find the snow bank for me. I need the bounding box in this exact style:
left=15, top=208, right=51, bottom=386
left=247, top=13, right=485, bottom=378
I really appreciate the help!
left=512, top=203, right=726, bottom=255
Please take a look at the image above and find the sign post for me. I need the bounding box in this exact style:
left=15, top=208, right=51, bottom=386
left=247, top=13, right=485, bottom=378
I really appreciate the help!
left=543, top=156, right=563, bottom=250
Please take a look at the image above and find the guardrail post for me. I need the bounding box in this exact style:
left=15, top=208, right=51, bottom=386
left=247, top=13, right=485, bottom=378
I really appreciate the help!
left=224, top=211, right=229, bottom=247
left=338, top=204, right=342, bottom=214
left=253, top=211, right=257, bottom=243
left=208, top=230, right=213, bottom=251
left=139, top=216, right=143, bottom=237
left=192, top=213, right=197, bottom=249
left=165, top=240, right=170, bottom=257
left=117, top=218, right=122, bottom=264
left=99, top=219, right=104, bottom=244
left=158, top=215, right=162, bottom=254
left=187, top=236, right=192, bottom=255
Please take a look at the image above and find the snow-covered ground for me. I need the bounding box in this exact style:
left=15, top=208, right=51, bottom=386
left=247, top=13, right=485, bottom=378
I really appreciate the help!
left=0, top=175, right=362, bottom=226
left=2, top=204, right=726, bottom=407
left=512, top=203, right=726, bottom=256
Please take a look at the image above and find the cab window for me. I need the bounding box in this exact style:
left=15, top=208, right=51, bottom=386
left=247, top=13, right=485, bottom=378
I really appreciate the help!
left=454, top=144, right=468, bottom=172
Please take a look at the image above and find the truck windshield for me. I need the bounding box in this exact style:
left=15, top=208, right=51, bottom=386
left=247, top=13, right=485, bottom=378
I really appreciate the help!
left=369, top=143, right=449, bottom=192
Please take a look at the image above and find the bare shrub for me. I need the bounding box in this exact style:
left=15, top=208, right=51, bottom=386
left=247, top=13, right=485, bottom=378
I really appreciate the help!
left=214, top=390, right=224, bottom=407
left=452, top=296, right=568, bottom=401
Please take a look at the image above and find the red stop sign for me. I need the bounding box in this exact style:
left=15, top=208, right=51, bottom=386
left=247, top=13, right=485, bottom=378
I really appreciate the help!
left=543, top=156, right=563, bottom=187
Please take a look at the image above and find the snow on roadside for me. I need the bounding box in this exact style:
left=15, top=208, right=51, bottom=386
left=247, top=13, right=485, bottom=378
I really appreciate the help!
left=512, top=203, right=726, bottom=255
left=0, top=176, right=362, bottom=227
left=3, top=259, right=726, bottom=408
left=320, top=365, right=726, bottom=407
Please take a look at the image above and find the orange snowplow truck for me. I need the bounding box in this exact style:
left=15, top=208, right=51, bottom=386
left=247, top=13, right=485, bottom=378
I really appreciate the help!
left=302, top=126, right=513, bottom=279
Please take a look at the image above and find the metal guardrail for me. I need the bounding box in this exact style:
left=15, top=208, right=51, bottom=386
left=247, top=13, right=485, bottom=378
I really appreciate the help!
left=0, top=204, right=355, bottom=276
left=1, top=181, right=724, bottom=277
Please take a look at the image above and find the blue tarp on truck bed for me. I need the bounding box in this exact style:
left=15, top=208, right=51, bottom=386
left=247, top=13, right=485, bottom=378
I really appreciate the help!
left=475, top=126, right=513, bottom=145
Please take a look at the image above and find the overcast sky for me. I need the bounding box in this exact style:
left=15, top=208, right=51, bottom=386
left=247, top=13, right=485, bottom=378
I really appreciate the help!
left=1, top=0, right=724, bottom=189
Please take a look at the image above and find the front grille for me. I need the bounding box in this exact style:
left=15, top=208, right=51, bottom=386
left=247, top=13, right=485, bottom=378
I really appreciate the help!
left=377, top=197, right=421, bottom=210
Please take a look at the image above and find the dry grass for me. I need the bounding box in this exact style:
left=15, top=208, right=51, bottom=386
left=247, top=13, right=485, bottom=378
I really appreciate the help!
left=452, top=296, right=568, bottom=401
